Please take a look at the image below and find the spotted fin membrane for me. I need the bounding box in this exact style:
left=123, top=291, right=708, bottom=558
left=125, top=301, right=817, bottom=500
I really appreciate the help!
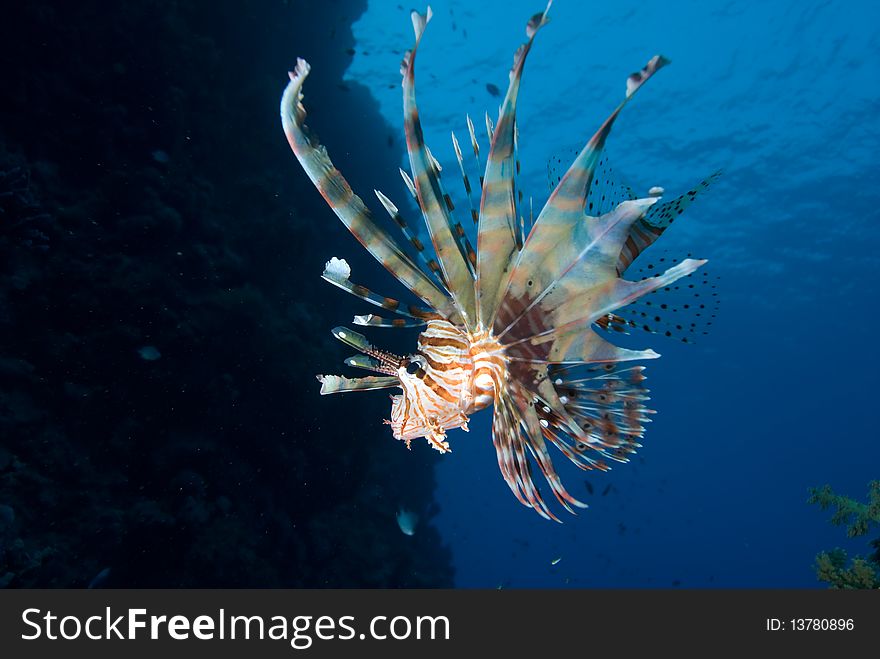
left=548, top=150, right=720, bottom=344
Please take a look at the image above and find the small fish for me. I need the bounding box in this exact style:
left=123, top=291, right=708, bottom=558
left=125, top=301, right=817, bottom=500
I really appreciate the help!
left=88, top=567, right=111, bottom=589
left=396, top=508, right=419, bottom=536
left=551, top=557, right=562, bottom=566
left=280, top=3, right=716, bottom=521
left=137, top=346, right=161, bottom=361
left=601, top=484, right=613, bottom=496
left=584, top=481, right=594, bottom=495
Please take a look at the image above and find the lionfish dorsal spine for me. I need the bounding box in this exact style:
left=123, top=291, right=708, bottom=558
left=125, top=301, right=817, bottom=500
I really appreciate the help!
left=280, top=58, right=460, bottom=324
left=475, top=1, right=551, bottom=330
left=320, top=258, right=439, bottom=322
left=401, top=9, right=477, bottom=329
left=450, top=131, right=480, bottom=226
left=373, top=188, right=448, bottom=290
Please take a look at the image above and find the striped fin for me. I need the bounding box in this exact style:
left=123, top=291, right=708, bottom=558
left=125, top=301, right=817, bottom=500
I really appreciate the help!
left=402, top=10, right=476, bottom=328
left=317, top=374, right=399, bottom=395
left=374, top=189, right=447, bottom=287
left=492, top=388, right=558, bottom=521
left=514, top=329, right=660, bottom=365
left=353, top=313, right=427, bottom=328
left=505, top=359, right=635, bottom=515
left=490, top=375, right=588, bottom=522
left=510, top=379, right=587, bottom=515
left=476, top=2, right=551, bottom=327
left=466, top=114, right=484, bottom=187
left=425, top=146, right=479, bottom=272
left=547, top=363, right=652, bottom=462
left=514, top=122, right=525, bottom=251
left=504, top=258, right=707, bottom=362
left=497, top=197, right=662, bottom=341
left=280, top=59, right=458, bottom=322
left=492, top=359, right=650, bottom=519
left=451, top=131, right=479, bottom=225
left=384, top=172, right=453, bottom=284
left=322, top=258, right=441, bottom=320
left=617, top=171, right=722, bottom=274
left=494, top=54, right=670, bottom=330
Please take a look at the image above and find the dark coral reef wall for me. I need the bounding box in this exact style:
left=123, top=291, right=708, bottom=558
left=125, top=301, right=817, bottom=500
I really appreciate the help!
left=0, top=1, right=453, bottom=587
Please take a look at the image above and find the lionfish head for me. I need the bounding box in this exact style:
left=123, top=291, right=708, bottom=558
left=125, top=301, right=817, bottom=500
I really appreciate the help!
left=388, top=350, right=465, bottom=454
left=319, top=323, right=463, bottom=453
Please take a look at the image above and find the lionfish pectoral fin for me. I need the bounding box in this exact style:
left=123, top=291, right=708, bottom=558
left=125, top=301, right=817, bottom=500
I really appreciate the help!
left=490, top=374, right=593, bottom=522
left=509, top=269, right=706, bottom=365
left=491, top=388, right=557, bottom=520
left=316, top=374, right=399, bottom=395
left=495, top=197, right=660, bottom=341
left=545, top=362, right=652, bottom=468
left=509, top=380, right=587, bottom=515
left=280, top=58, right=459, bottom=323
left=496, top=54, right=670, bottom=331
left=617, top=170, right=722, bottom=274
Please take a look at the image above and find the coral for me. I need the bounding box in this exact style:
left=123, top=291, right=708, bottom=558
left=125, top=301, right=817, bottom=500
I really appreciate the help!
left=808, top=481, right=880, bottom=589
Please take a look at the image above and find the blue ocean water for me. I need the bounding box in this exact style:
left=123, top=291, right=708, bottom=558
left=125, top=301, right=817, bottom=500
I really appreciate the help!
left=344, top=0, right=880, bottom=587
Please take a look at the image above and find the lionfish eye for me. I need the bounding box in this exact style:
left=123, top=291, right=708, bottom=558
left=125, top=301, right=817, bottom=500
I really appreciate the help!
left=405, top=361, right=421, bottom=375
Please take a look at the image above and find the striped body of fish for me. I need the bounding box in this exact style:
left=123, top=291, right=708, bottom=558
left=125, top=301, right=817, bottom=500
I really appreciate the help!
left=280, top=3, right=717, bottom=520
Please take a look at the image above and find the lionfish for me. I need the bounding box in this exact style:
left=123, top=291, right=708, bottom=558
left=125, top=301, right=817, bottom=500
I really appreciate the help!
left=280, top=3, right=717, bottom=520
